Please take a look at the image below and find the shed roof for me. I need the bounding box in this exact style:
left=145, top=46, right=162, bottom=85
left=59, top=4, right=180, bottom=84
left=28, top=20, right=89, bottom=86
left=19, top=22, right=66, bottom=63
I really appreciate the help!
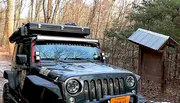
left=128, top=28, right=178, bottom=50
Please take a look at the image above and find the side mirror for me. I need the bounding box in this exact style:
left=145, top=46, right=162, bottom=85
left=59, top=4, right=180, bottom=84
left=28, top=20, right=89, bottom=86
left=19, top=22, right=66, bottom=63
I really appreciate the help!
left=16, top=54, right=27, bottom=65
left=101, top=52, right=110, bottom=63
left=101, top=52, right=110, bottom=58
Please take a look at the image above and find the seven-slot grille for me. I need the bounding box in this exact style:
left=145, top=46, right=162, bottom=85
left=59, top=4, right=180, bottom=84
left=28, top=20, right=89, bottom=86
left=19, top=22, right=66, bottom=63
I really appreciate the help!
left=84, top=78, right=125, bottom=102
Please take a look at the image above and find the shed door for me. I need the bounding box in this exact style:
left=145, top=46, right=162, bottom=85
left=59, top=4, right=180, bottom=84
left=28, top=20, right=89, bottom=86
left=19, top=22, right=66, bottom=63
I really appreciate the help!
left=142, top=48, right=163, bottom=82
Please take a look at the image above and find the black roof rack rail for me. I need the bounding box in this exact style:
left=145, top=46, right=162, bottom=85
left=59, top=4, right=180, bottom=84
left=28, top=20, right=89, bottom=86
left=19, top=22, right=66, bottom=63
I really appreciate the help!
left=9, top=22, right=91, bottom=43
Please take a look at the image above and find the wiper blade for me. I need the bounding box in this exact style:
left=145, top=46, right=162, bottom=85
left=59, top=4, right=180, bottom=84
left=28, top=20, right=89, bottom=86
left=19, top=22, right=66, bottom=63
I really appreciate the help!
left=41, top=58, right=66, bottom=63
left=41, top=58, right=56, bottom=60
left=65, top=58, right=95, bottom=62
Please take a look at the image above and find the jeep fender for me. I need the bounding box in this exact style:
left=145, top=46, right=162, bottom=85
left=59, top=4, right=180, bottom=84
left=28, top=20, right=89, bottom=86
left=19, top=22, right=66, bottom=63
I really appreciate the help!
left=4, top=70, right=19, bottom=90
left=22, top=75, right=62, bottom=100
left=134, top=74, right=141, bottom=82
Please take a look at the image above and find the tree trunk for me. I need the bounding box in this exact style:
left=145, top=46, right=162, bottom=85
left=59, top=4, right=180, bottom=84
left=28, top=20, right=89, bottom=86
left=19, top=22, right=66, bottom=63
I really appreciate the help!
left=43, top=0, right=53, bottom=23
left=34, top=0, right=43, bottom=21
left=51, top=0, right=61, bottom=23
left=14, top=0, right=22, bottom=29
left=7, top=0, right=15, bottom=55
left=30, top=0, right=34, bottom=21
left=2, top=8, right=8, bottom=47
left=95, top=2, right=102, bottom=39
left=102, top=1, right=114, bottom=48
left=86, top=0, right=97, bottom=27
left=123, top=40, right=128, bottom=68
left=43, top=0, right=47, bottom=22
left=111, top=37, right=115, bottom=65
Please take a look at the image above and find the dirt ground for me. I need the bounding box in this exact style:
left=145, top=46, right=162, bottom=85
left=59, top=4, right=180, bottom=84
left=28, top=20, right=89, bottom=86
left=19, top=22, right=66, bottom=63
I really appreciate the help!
left=0, top=48, right=11, bottom=103
left=0, top=60, right=10, bottom=103
left=141, top=80, right=180, bottom=103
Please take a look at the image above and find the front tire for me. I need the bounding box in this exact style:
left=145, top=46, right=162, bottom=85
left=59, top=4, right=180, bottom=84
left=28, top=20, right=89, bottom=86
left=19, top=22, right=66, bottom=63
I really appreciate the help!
left=2, top=83, right=13, bottom=103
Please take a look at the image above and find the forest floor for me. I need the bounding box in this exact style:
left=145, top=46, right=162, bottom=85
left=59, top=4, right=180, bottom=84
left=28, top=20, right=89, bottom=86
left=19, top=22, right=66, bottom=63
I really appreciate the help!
left=141, top=80, right=180, bottom=103
left=0, top=46, right=179, bottom=103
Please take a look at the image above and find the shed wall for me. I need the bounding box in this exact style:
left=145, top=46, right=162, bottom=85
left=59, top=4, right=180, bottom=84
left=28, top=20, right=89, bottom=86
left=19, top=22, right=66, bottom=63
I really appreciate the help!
left=141, top=47, right=163, bottom=82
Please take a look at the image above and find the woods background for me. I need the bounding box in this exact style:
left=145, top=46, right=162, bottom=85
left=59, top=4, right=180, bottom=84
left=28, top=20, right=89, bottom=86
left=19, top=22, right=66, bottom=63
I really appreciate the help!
left=0, top=0, right=142, bottom=70
left=0, top=0, right=180, bottom=102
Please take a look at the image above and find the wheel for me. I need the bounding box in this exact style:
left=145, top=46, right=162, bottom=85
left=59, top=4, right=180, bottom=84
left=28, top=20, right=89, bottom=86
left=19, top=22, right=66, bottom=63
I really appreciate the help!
left=2, top=83, right=13, bottom=103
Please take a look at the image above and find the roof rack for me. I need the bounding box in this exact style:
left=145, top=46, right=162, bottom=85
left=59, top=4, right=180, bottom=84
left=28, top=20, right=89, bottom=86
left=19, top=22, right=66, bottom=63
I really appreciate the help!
left=9, top=22, right=91, bottom=43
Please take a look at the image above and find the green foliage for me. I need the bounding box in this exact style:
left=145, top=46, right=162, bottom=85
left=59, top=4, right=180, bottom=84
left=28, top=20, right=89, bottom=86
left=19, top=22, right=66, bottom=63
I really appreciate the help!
left=104, top=23, right=134, bottom=41
left=105, top=0, right=180, bottom=42
left=129, top=0, right=180, bottom=41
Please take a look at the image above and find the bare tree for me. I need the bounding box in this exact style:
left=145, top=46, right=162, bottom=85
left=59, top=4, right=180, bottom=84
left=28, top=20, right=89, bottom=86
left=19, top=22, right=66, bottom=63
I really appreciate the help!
left=7, top=0, right=15, bottom=55
left=94, top=0, right=102, bottom=39
left=1, top=1, right=8, bottom=47
left=14, top=0, right=23, bottom=29
left=34, top=0, right=43, bottom=21
left=86, top=0, right=98, bottom=27
left=51, top=0, right=61, bottom=23
left=43, top=0, right=53, bottom=23
left=30, top=0, right=34, bottom=21
left=102, top=0, right=115, bottom=45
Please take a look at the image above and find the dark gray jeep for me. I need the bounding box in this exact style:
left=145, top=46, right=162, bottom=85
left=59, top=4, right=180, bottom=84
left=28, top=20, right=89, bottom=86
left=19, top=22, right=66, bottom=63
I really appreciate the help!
left=2, top=22, right=146, bottom=103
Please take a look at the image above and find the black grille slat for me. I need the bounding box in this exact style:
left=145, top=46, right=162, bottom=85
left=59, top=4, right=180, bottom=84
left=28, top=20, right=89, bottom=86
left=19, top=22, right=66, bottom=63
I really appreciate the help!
left=119, top=78, right=125, bottom=93
left=103, top=79, right=108, bottom=97
left=84, top=78, right=125, bottom=102
left=109, top=79, right=114, bottom=95
left=115, top=78, right=120, bottom=95
left=84, top=81, right=89, bottom=100
left=97, top=79, right=102, bottom=99
left=90, top=80, right=96, bottom=101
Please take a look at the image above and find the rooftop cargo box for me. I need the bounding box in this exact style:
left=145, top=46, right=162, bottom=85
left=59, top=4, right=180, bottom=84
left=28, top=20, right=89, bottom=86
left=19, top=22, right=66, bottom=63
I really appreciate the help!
left=9, top=22, right=91, bottom=43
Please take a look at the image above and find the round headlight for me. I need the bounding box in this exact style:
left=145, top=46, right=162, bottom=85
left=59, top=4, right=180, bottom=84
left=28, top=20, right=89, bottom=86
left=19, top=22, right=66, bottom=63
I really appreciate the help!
left=126, top=76, right=135, bottom=88
left=66, top=79, right=80, bottom=94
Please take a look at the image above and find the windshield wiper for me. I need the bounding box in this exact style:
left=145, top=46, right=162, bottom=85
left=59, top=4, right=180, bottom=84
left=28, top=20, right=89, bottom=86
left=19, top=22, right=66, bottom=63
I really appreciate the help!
left=40, top=58, right=66, bottom=63
left=41, top=58, right=56, bottom=60
left=65, top=58, right=96, bottom=63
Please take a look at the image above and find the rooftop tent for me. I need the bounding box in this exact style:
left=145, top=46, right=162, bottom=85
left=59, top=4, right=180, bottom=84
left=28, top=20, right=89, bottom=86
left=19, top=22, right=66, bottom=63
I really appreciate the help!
left=9, top=22, right=91, bottom=43
left=128, top=28, right=178, bottom=50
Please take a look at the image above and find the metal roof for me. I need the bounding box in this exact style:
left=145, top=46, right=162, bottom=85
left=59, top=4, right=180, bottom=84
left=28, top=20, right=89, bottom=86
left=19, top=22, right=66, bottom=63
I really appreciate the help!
left=128, top=28, right=178, bottom=50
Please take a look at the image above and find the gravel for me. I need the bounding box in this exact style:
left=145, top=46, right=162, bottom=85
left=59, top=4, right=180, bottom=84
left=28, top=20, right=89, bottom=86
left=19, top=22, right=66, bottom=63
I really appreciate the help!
left=0, top=61, right=11, bottom=103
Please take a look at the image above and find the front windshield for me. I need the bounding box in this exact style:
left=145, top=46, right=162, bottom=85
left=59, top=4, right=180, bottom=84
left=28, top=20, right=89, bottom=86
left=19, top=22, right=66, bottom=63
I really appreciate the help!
left=35, top=44, right=101, bottom=61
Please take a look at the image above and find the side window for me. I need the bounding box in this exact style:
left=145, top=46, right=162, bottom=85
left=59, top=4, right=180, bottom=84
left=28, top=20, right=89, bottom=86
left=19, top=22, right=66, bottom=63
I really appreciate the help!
left=17, top=43, right=30, bottom=65
left=17, top=43, right=30, bottom=55
left=17, top=43, right=24, bottom=54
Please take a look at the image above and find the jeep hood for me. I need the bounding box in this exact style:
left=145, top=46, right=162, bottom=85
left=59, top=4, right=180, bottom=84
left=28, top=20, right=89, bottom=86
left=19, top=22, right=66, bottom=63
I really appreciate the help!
left=40, top=62, right=137, bottom=80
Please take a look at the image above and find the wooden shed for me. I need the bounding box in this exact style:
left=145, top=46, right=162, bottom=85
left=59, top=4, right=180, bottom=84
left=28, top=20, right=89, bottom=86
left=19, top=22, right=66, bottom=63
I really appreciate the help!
left=128, top=28, right=178, bottom=91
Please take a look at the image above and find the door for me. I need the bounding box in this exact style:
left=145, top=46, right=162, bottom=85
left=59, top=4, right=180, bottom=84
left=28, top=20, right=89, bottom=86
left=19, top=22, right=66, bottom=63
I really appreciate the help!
left=16, top=43, right=30, bottom=90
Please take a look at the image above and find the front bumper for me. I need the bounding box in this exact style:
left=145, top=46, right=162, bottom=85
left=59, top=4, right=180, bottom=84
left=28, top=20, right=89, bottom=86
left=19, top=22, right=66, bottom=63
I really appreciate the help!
left=88, top=93, right=146, bottom=103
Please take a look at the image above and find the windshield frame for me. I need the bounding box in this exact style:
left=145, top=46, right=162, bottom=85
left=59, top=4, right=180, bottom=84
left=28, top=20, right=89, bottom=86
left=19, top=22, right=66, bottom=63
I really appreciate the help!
left=32, top=40, right=102, bottom=64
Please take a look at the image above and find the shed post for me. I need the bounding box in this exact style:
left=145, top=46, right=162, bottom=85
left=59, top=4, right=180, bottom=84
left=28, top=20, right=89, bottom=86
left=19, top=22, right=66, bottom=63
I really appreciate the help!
left=138, top=46, right=142, bottom=76
left=161, top=46, right=168, bottom=92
